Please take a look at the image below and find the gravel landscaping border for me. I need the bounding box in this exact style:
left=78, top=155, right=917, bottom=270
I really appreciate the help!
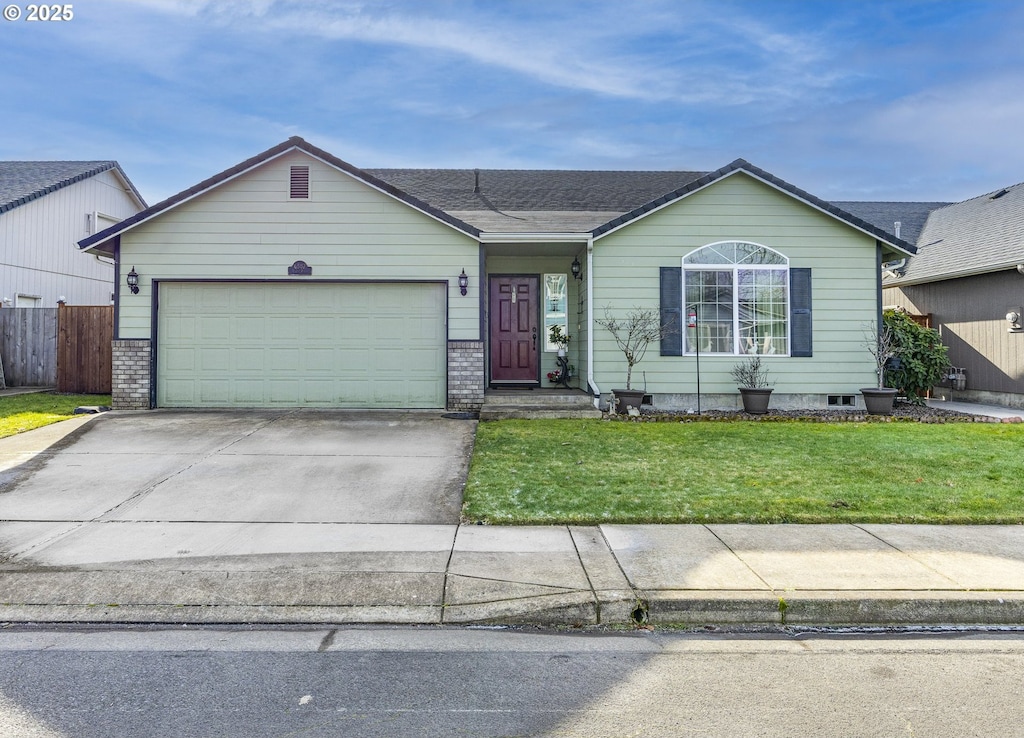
left=614, top=401, right=1007, bottom=423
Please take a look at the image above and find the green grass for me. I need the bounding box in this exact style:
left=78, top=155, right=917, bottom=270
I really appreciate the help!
left=463, top=419, right=1024, bottom=525
left=0, top=392, right=112, bottom=439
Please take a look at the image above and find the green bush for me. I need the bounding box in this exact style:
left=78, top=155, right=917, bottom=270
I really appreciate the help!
left=883, top=310, right=950, bottom=404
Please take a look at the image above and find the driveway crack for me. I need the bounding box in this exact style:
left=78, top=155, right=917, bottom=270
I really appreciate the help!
left=94, top=411, right=299, bottom=522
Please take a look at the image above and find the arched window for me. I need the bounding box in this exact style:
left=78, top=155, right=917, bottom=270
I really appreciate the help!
left=683, top=242, right=789, bottom=355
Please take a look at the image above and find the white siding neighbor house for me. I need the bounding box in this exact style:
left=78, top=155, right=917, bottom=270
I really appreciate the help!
left=1, top=161, right=146, bottom=307
left=80, top=137, right=913, bottom=412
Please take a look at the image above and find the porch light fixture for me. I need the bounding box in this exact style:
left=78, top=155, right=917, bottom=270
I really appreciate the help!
left=458, top=269, right=469, bottom=296
left=126, top=267, right=140, bottom=295
left=571, top=256, right=582, bottom=281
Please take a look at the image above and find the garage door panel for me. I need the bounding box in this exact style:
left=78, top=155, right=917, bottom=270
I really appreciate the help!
left=235, top=316, right=265, bottom=340
left=158, top=283, right=446, bottom=408
left=199, top=380, right=231, bottom=404
left=233, top=348, right=265, bottom=371
left=303, top=315, right=335, bottom=339
left=199, top=289, right=232, bottom=309
left=303, top=348, right=336, bottom=371
left=200, top=317, right=231, bottom=340
left=265, top=379, right=300, bottom=403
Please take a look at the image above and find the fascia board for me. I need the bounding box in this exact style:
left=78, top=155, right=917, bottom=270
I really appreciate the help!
left=80, top=147, right=302, bottom=253
left=82, top=145, right=480, bottom=253
left=593, top=168, right=915, bottom=257
left=301, top=150, right=480, bottom=241
left=479, top=232, right=592, bottom=243
left=884, top=260, right=1024, bottom=287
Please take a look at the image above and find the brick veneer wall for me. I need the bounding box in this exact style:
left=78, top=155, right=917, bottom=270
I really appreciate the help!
left=447, top=340, right=484, bottom=411
left=112, top=339, right=151, bottom=409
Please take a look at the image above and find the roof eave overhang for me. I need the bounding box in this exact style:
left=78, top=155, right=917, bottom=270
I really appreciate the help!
left=884, top=260, right=1024, bottom=288
left=110, top=165, right=147, bottom=210
left=592, top=166, right=917, bottom=256
left=79, top=139, right=480, bottom=254
left=479, top=232, right=592, bottom=243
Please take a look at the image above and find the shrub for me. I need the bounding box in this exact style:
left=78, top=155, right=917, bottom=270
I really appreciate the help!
left=883, top=310, right=950, bottom=404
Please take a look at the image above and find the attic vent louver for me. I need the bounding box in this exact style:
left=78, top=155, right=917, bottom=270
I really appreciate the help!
left=991, top=188, right=1009, bottom=200
left=290, top=166, right=309, bottom=199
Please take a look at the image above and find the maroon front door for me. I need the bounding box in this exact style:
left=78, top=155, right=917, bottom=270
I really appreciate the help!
left=489, top=275, right=539, bottom=384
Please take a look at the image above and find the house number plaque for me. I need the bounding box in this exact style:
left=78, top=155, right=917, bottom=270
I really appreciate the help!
left=288, top=260, right=313, bottom=276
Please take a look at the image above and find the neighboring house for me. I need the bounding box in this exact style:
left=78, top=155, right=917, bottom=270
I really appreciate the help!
left=1, top=161, right=146, bottom=307
left=79, top=137, right=913, bottom=411
left=880, top=183, right=1024, bottom=408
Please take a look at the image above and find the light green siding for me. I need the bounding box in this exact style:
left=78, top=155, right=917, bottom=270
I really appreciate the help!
left=592, top=173, right=879, bottom=396
left=158, top=282, right=446, bottom=408
left=117, top=150, right=479, bottom=340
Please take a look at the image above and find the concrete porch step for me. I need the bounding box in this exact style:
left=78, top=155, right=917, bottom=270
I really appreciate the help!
left=479, top=390, right=602, bottom=420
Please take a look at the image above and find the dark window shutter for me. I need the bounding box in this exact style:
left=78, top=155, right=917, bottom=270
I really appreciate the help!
left=660, top=266, right=682, bottom=356
left=790, top=267, right=812, bottom=357
left=290, top=166, right=309, bottom=199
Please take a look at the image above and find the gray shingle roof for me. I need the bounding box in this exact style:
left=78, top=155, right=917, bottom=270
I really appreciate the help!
left=883, top=183, right=1024, bottom=285
left=0, top=161, right=144, bottom=214
left=832, top=201, right=950, bottom=247
left=79, top=137, right=913, bottom=255
left=366, top=168, right=707, bottom=233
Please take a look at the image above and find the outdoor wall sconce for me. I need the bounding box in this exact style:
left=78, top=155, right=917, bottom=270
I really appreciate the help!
left=126, top=267, right=140, bottom=295
left=1007, top=307, right=1023, bottom=333
left=458, top=269, right=469, bottom=296
left=571, top=256, right=582, bottom=281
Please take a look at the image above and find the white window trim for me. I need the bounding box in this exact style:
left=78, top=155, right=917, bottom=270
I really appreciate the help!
left=682, top=241, right=792, bottom=357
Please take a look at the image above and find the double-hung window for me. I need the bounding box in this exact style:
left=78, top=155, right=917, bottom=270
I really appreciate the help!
left=683, top=241, right=789, bottom=356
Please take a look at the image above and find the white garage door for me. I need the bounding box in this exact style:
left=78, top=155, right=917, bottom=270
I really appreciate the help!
left=157, top=282, right=446, bottom=408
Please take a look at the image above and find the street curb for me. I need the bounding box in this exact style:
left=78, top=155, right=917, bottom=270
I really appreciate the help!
left=644, top=591, right=1024, bottom=627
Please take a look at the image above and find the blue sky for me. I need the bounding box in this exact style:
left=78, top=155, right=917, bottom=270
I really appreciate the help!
left=3, top=0, right=1023, bottom=205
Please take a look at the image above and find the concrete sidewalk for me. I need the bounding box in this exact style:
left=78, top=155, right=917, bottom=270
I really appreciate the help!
left=1, top=405, right=1024, bottom=629
left=2, top=520, right=1023, bottom=628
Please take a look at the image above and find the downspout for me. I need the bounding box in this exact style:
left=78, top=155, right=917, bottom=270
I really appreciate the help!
left=876, top=242, right=884, bottom=331
left=586, top=237, right=600, bottom=405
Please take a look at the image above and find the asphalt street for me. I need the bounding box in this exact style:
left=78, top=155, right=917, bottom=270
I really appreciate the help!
left=2, top=625, right=1023, bottom=737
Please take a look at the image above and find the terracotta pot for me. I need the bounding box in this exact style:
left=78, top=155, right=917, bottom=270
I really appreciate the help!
left=738, top=387, right=773, bottom=415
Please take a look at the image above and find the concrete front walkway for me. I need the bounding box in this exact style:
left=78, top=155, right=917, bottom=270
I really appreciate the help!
left=926, top=397, right=1024, bottom=421
left=2, top=406, right=1024, bottom=628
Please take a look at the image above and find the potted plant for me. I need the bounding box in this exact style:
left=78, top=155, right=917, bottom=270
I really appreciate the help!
left=595, top=305, right=675, bottom=414
left=731, top=355, right=773, bottom=414
left=861, top=317, right=900, bottom=414
left=548, top=325, right=571, bottom=357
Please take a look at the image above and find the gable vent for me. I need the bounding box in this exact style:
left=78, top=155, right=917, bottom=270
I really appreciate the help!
left=290, top=165, right=310, bottom=199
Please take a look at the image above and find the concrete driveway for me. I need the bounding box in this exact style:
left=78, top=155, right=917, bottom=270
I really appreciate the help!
left=0, top=410, right=476, bottom=573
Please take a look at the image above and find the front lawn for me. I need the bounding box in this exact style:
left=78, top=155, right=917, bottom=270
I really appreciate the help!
left=0, top=392, right=112, bottom=439
left=463, top=419, right=1024, bottom=525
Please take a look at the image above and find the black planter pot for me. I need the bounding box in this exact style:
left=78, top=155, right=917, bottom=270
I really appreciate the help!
left=612, top=389, right=646, bottom=414
left=738, top=387, right=773, bottom=415
left=860, top=387, right=898, bottom=415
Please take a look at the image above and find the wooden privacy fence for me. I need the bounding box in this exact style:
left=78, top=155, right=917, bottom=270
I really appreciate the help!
left=0, top=308, right=57, bottom=388
left=0, top=306, right=113, bottom=393
left=57, top=305, right=113, bottom=394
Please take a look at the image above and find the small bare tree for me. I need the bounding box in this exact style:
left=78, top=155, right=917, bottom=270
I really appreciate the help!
left=864, top=319, right=900, bottom=388
left=595, top=305, right=675, bottom=390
